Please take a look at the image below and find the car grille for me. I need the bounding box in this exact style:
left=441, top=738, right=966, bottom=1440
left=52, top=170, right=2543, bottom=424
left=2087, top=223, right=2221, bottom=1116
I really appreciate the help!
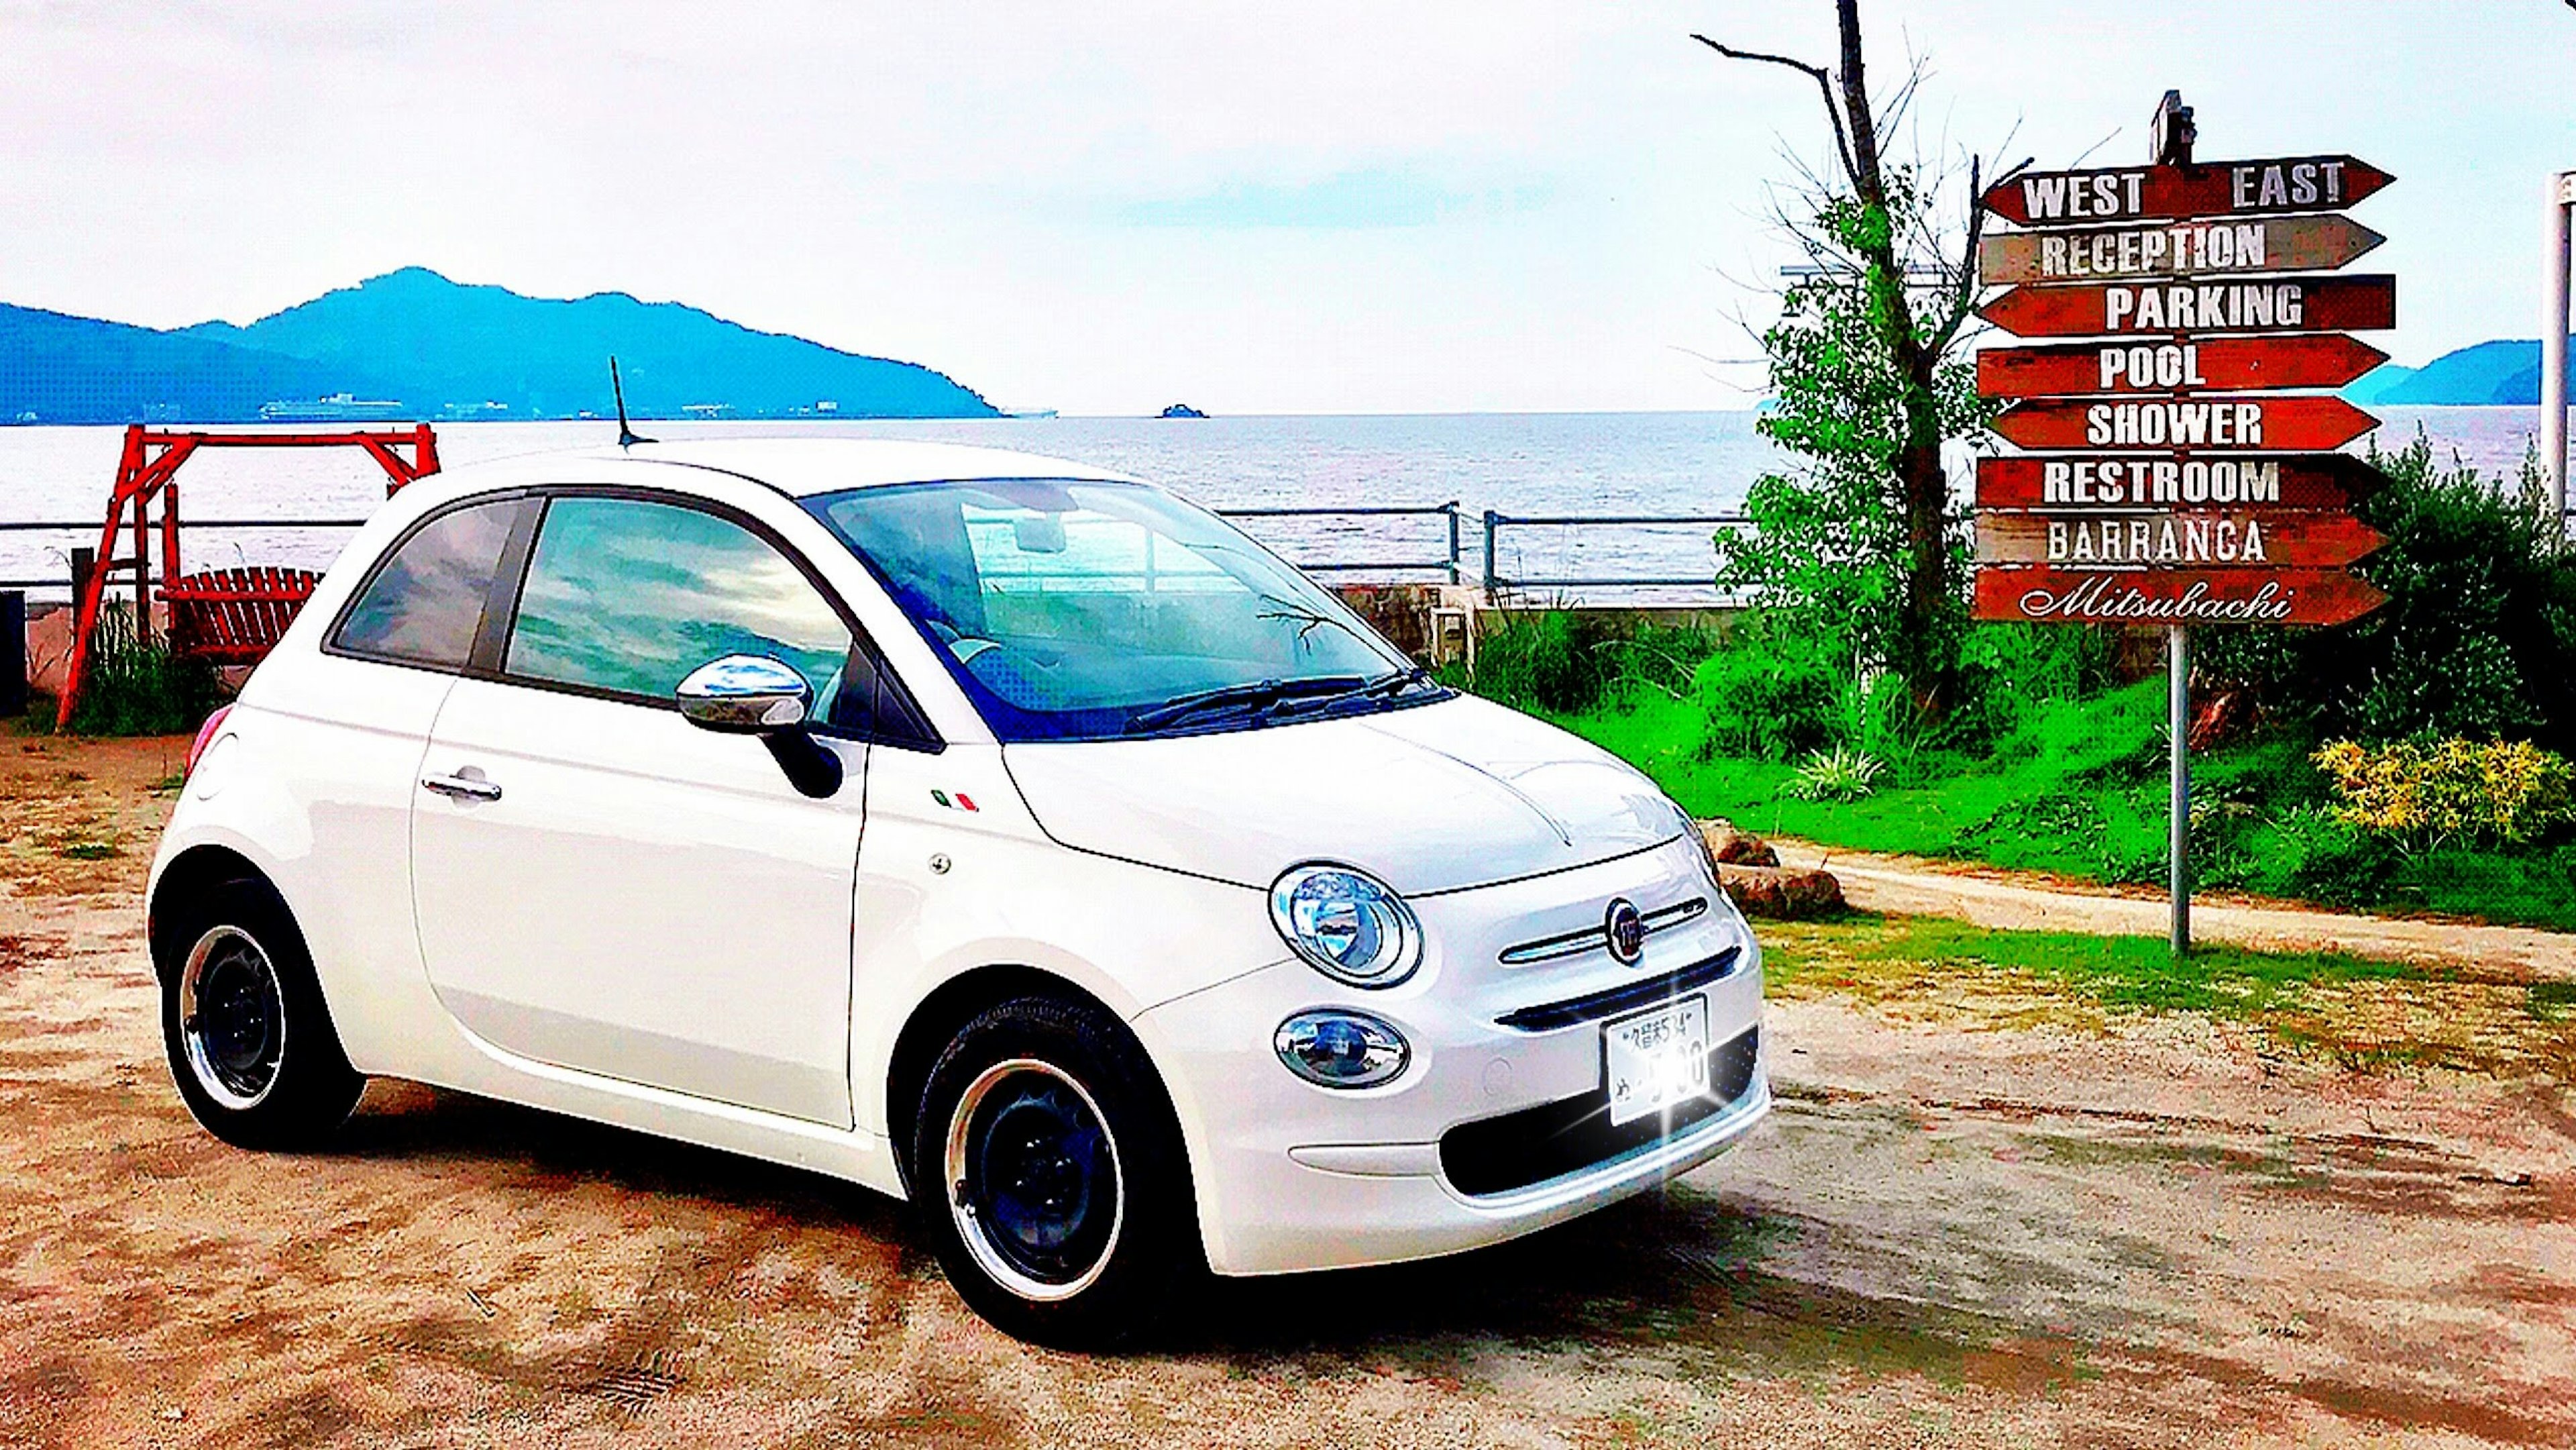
left=1438, top=1026, right=1761, bottom=1198
left=1493, top=946, right=1742, bottom=1032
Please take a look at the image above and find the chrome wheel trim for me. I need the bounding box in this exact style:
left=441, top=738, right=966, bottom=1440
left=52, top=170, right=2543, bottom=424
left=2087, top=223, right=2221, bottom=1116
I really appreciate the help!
left=178, top=924, right=286, bottom=1110
left=942, top=1057, right=1126, bottom=1304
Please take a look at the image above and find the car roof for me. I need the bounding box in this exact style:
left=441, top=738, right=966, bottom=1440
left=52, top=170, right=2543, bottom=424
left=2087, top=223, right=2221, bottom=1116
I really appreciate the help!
left=563, top=437, right=1143, bottom=498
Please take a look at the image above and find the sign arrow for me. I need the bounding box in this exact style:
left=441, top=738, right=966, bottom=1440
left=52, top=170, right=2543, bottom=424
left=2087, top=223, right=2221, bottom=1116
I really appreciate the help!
left=1975, top=512, right=2384, bottom=569
left=1978, top=214, right=2385, bottom=285
left=1977, top=334, right=2387, bottom=398
left=1981, top=156, right=2394, bottom=227
left=1973, top=566, right=2388, bottom=627
left=1976, top=454, right=2390, bottom=511
left=1980, top=275, right=2396, bottom=339
left=1992, top=396, right=2379, bottom=452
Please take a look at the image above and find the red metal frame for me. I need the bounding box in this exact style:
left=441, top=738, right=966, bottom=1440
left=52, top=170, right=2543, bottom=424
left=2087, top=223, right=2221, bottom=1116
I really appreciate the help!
left=55, top=423, right=441, bottom=727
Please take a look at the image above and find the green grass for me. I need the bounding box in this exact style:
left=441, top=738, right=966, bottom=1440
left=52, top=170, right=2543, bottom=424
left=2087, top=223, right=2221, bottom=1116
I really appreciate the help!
left=1544, top=688, right=2576, bottom=934
left=1760, top=913, right=2424, bottom=1019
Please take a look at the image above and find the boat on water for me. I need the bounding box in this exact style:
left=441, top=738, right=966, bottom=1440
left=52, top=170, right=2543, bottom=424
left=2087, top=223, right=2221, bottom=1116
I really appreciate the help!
left=1159, top=403, right=1208, bottom=419
left=258, top=393, right=410, bottom=423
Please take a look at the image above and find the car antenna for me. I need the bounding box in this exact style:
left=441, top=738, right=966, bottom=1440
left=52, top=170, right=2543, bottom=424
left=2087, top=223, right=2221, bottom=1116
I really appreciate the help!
left=610, top=356, right=655, bottom=448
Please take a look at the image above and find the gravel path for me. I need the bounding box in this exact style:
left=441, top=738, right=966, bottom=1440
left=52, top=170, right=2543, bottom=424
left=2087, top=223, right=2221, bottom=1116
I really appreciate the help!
left=1771, top=837, right=2576, bottom=981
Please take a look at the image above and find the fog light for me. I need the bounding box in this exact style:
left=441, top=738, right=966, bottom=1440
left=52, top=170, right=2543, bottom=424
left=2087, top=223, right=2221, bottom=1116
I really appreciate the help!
left=1274, top=1011, right=1409, bottom=1089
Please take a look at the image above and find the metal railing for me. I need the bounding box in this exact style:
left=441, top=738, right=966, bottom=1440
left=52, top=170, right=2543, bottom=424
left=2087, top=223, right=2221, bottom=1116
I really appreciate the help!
left=1212, top=502, right=1464, bottom=582
left=2, top=503, right=1788, bottom=601
left=1478, top=509, right=1750, bottom=594
left=0, top=517, right=371, bottom=591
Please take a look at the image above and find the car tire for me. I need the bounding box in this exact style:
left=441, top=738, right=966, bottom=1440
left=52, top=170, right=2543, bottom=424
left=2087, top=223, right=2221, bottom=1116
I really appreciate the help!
left=910, top=994, right=1203, bottom=1349
left=158, top=878, right=364, bottom=1151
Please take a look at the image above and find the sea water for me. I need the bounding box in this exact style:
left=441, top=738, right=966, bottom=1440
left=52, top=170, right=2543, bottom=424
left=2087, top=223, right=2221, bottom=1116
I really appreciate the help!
left=0, top=407, right=2554, bottom=605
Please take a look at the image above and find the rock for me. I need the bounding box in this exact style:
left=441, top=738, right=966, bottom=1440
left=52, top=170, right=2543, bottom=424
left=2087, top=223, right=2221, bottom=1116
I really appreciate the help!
left=1717, top=863, right=1845, bottom=920
left=1699, top=819, right=1780, bottom=868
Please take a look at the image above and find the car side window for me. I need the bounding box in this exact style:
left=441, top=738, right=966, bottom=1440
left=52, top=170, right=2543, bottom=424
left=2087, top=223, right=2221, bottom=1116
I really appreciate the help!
left=331, top=496, right=523, bottom=670
left=503, top=496, right=857, bottom=709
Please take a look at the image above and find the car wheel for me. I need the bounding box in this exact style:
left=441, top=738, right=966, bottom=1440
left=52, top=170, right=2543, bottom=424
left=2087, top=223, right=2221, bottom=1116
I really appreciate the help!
left=158, top=880, right=364, bottom=1151
left=911, top=995, right=1202, bottom=1348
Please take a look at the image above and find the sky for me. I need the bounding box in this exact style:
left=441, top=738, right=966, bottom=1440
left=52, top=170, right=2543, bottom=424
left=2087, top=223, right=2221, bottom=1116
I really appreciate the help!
left=2, top=1, right=2571, bottom=415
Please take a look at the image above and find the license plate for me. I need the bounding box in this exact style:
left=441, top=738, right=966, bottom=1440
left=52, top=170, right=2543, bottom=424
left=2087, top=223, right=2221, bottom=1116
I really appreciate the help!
left=1603, top=995, right=1711, bottom=1127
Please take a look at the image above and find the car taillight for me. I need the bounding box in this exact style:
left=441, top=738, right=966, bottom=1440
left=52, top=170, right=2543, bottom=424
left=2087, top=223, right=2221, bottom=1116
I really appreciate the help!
left=186, top=704, right=234, bottom=778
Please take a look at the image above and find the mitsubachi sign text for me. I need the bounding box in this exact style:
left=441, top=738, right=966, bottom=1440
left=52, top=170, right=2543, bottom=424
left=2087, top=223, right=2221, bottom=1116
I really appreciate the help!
left=1969, top=150, right=2397, bottom=629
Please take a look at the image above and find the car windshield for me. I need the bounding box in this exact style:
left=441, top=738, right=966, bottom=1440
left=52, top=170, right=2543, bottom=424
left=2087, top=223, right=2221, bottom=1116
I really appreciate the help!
left=801, top=478, right=1442, bottom=741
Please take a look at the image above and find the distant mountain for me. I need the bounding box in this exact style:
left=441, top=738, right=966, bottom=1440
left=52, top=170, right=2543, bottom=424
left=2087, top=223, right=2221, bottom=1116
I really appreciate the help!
left=2348, top=338, right=2576, bottom=407
left=1, top=267, right=996, bottom=424
left=2343, top=362, right=2417, bottom=407
left=0, top=303, right=407, bottom=424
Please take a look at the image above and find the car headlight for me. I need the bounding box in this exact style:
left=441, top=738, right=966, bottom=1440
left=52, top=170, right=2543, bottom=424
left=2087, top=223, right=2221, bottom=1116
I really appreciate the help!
left=1269, top=864, right=1423, bottom=988
left=1274, top=1011, right=1409, bottom=1088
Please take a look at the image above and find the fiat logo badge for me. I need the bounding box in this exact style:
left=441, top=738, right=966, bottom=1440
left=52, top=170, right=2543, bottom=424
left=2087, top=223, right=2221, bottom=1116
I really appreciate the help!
left=1604, top=898, right=1646, bottom=966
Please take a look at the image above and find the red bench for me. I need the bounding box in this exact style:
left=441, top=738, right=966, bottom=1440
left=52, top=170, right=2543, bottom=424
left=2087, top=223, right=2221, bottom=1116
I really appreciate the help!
left=161, top=566, right=322, bottom=664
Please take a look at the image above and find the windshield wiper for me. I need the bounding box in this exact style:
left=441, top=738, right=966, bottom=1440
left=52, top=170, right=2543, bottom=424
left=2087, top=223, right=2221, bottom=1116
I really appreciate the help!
left=1275, top=665, right=1438, bottom=717
left=1123, top=675, right=1370, bottom=735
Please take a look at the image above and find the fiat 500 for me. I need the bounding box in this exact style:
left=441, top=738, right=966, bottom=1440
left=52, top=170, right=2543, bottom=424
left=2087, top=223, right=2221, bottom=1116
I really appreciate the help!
left=149, top=439, right=1768, bottom=1345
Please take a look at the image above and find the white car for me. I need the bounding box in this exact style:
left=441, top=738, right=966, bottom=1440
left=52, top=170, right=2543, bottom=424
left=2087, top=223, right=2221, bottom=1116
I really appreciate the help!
left=148, top=439, right=1768, bottom=1345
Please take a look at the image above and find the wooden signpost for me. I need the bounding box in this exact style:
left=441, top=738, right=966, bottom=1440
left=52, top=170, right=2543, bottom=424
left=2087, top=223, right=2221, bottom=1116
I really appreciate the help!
left=1972, top=93, right=2394, bottom=955
left=1978, top=213, right=2384, bottom=284
left=1978, top=274, right=2397, bottom=338
left=1977, top=334, right=2387, bottom=397
left=1990, top=395, right=2381, bottom=451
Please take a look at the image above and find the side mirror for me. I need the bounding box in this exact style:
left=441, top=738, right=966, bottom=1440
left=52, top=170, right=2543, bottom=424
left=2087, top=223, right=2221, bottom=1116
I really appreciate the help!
left=676, top=655, right=812, bottom=734
left=677, top=654, right=843, bottom=800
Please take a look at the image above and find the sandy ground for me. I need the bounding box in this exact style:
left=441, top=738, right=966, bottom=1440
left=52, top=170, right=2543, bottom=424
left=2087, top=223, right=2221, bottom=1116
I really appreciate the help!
left=3, top=734, right=2574, bottom=1448
left=1776, top=837, right=2576, bottom=980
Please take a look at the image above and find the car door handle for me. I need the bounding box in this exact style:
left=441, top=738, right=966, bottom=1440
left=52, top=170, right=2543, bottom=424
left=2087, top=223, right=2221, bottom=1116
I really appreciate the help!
left=421, top=772, right=503, bottom=802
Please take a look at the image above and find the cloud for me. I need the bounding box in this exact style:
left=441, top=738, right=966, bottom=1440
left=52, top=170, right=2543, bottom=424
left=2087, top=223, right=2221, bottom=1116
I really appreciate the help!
left=1112, top=166, right=1554, bottom=230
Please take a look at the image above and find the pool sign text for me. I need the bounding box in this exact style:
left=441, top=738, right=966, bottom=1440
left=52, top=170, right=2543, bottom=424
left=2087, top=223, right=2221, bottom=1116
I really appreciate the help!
left=1978, top=334, right=2387, bottom=397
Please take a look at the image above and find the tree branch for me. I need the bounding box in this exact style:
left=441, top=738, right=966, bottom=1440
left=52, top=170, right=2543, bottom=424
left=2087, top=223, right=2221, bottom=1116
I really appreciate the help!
left=1929, top=152, right=1987, bottom=354
left=1691, top=33, right=1860, bottom=189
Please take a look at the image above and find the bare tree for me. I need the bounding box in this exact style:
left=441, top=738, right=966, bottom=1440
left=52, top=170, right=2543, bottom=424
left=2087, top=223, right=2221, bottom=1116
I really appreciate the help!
left=1695, top=0, right=1998, bottom=708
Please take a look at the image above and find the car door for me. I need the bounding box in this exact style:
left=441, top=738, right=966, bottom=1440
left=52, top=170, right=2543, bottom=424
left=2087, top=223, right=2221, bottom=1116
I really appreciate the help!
left=410, top=490, right=873, bottom=1127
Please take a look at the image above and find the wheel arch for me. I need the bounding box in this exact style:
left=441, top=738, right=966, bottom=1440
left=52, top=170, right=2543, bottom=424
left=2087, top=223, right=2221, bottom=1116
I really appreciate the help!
left=882, top=963, right=1173, bottom=1200
left=148, top=843, right=289, bottom=984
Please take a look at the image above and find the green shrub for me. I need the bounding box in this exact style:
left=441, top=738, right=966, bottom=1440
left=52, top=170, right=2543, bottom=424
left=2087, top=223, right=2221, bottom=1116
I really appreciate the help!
left=63, top=607, right=226, bottom=737
left=2198, top=431, right=2576, bottom=752
left=2313, top=737, right=2576, bottom=851
left=1693, top=617, right=1843, bottom=760
left=1445, top=611, right=1721, bottom=717
left=1787, top=745, right=1884, bottom=802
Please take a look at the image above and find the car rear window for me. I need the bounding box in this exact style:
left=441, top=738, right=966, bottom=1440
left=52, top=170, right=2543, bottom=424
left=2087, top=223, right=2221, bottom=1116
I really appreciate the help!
left=331, top=497, right=521, bottom=670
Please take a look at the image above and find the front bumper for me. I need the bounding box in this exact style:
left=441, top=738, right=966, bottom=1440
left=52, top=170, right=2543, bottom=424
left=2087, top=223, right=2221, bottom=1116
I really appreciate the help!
left=1135, top=835, right=1768, bottom=1277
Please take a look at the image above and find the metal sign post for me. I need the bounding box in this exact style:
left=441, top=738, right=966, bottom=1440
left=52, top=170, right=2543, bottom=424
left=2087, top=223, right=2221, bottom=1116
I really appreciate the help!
left=2167, top=623, right=2190, bottom=953
left=1970, top=93, right=2397, bottom=957
left=2546, top=170, right=2573, bottom=537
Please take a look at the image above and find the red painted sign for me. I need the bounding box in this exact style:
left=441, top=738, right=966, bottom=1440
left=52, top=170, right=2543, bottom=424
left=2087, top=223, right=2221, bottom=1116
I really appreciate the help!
left=1992, top=395, right=2379, bottom=452
left=1980, top=156, right=2394, bottom=227
left=1980, top=274, right=2396, bottom=339
left=1974, top=454, right=2388, bottom=512
left=1973, top=566, right=2389, bottom=626
left=1975, top=511, right=2383, bottom=569
left=1977, top=334, right=2385, bottom=398
left=1978, top=214, right=2384, bottom=284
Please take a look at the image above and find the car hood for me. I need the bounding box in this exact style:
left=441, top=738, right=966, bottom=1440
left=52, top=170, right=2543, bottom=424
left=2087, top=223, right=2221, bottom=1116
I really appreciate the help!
left=1000, top=694, right=1684, bottom=894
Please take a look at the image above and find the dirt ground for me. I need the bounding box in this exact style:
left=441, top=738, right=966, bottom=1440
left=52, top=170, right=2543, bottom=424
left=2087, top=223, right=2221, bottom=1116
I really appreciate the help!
left=4, top=735, right=2574, bottom=1449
